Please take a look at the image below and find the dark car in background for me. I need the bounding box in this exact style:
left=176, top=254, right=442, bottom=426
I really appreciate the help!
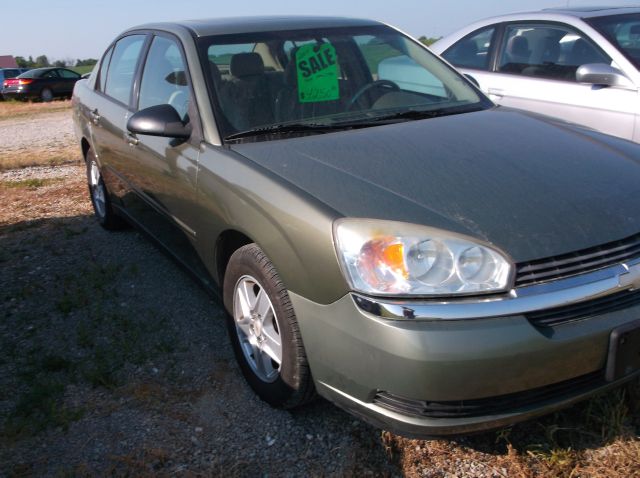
left=0, top=67, right=30, bottom=100
left=2, top=67, right=81, bottom=101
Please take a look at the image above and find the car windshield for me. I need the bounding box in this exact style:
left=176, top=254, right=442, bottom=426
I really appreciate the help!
left=198, top=24, right=491, bottom=141
left=587, top=13, right=640, bottom=69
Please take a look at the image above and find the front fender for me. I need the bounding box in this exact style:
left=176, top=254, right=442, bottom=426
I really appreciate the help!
left=195, top=144, right=348, bottom=305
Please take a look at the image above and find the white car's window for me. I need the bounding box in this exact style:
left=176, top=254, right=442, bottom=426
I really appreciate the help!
left=498, top=24, right=611, bottom=81
left=442, top=26, right=496, bottom=70
left=138, top=36, right=191, bottom=122
left=104, top=34, right=146, bottom=105
left=588, top=13, right=640, bottom=69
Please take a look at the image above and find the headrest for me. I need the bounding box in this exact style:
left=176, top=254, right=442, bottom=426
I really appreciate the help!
left=230, top=53, right=264, bottom=78
left=507, top=36, right=530, bottom=57
left=209, top=60, right=222, bottom=84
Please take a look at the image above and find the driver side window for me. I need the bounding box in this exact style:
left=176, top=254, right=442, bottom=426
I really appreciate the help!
left=138, top=36, right=191, bottom=122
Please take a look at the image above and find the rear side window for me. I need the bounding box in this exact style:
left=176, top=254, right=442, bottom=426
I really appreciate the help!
left=138, top=35, right=191, bottom=121
left=59, top=69, right=80, bottom=79
left=98, top=47, right=113, bottom=93
left=42, top=70, right=59, bottom=78
left=497, top=24, right=611, bottom=81
left=443, top=27, right=496, bottom=70
left=104, top=34, right=146, bottom=105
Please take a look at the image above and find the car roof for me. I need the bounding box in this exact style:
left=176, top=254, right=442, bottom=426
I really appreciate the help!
left=541, top=6, right=640, bottom=18
left=129, top=15, right=382, bottom=37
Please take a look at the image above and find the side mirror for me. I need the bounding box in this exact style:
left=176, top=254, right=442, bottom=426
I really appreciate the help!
left=81, top=73, right=92, bottom=80
left=127, top=104, right=191, bottom=139
left=576, top=63, right=634, bottom=88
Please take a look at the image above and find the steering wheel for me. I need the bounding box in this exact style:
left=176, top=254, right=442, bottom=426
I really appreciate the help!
left=347, top=80, right=400, bottom=111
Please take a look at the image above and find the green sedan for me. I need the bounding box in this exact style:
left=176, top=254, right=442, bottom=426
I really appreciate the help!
left=72, top=16, right=640, bottom=437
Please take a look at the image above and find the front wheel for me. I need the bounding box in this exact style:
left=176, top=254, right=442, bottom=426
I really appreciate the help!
left=223, top=244, right=315, bottom=408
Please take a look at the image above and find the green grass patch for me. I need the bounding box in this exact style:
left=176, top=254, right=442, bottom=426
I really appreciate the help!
left=1, top=178, right=63, bottom=189
left=71, top=65, right=94, bottom=76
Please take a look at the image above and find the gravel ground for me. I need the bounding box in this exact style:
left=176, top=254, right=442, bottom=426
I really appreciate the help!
left=1, top=105, right=639, bottom=478
left=0, top=109, right=399, bottom=476
left=0, top=111, right=74, bottom=155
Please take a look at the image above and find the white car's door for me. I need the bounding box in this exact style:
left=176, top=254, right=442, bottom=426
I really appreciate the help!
left=489, top=23, right=638, bottom=141
left=441, top=22, right=639, bottom=142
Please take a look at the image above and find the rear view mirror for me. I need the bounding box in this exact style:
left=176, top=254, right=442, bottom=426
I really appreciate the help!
left=127, top=104, right=191, bottom=139
left=576, top=63, right=633, bottom=88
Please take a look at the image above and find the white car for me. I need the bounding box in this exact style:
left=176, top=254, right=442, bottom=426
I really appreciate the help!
left=431, top=7, right=640, bottom=142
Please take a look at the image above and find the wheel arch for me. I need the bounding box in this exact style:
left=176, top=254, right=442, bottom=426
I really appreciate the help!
left=214, top=229, right=254, bottom=287
left=81, top=137, right=91, bottom=161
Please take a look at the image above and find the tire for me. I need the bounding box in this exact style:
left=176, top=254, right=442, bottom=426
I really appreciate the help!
left=85, top=147, right=126, bottom=230
left=40, top=88, right=53, bottom=102
left=223, top=244, right=315, bottom=408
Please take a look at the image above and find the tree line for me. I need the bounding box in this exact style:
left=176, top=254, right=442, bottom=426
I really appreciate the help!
left=15, top=55, right=97, bottom=69
left=13, top=37, right=440, bottom=70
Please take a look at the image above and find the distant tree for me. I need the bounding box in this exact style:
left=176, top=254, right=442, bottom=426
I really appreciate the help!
left=35, top=55, right=50, bottom=67
left=419, top=36, right=442, bottom=47
left=15, top=56, right=28, bottom=67
left=28, top=56, right=35, bottom=66
left=75, top=58, right=98, bottom=67
left=53, top=59, right=66, bottom=67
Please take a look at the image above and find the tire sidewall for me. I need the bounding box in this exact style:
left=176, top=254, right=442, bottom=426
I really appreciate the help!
left=41, top=88, right=53, bottom=102
left=223, top=245, right=303, bottom=407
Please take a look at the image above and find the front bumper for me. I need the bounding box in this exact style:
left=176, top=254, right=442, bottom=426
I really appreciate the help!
left=290, top=259, right=640, bottom=437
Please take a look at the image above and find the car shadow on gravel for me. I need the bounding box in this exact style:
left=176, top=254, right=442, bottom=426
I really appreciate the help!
left=0, top=214, right=400, bottom=476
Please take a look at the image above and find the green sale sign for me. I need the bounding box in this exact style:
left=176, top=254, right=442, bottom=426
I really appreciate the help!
left=296, top=43, right=340, bottom=103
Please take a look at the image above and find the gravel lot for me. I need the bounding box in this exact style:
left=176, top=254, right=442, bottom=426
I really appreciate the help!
left=0, top=110, right=74, bottom=155
left=1, top=105, right=639, bottom=477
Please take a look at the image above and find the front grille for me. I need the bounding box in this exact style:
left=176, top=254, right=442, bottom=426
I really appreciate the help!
left=373, top=371, right=603, bottom=419
left=526, top=289, right=640, bottom=327
left=515, top=233, right=640, bottom=288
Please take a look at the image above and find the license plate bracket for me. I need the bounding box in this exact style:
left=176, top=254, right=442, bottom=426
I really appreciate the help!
left=606, top=319, right=640, bottom=382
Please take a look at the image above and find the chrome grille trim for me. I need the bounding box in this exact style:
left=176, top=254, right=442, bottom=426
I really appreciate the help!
left=515, top=233, right=640, bottom=287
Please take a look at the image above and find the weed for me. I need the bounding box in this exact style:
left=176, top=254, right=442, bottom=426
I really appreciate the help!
left=3, top=378, right=83, bottom=439
left=1, top=178, right=62, bottom=189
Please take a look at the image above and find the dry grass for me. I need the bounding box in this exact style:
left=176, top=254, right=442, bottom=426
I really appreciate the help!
left=0, top=99, right=72, bottom=121
left=0, top=167, right=90, bottom=227
left=0, top=144, right=81, bottom=171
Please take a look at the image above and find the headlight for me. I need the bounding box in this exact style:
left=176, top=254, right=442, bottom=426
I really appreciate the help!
left=334, top=219, right=513, bottom=296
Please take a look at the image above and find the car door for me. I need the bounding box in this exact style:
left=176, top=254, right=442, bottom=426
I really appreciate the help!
left=40, top=69, right=60, bottom=93
left=442, top=22, right=640, bottom=141
left=88, top=34, right=148, bottom=203
left=122, top=32, right=207, bottom=278
left=57, top=68, right=81, bottom=94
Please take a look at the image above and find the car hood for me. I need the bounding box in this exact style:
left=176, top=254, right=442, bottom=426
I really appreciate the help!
left=231, top=108, right=640, bottom=263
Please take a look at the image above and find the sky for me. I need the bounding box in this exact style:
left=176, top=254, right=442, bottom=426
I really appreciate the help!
left=2, top=0, right=640, bottom=61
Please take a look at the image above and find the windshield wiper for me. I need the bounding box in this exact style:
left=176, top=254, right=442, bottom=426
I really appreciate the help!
left=224, top=122, right=350, bottom=142
left=333, top=104, right=486, bottom=127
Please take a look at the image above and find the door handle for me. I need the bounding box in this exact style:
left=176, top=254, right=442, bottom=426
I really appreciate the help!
left=90, top=108, right=101, bottom=124
left=126, top=133, right=139, bottom=146
left=488, top=88, right=504, bottom=98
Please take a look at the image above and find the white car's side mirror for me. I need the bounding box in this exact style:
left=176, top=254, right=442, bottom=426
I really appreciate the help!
left=576, top=63, right=634, bottom=89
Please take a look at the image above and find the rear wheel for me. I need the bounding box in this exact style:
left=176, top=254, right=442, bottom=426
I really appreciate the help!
left=85, top=147, right=126, bottom=230
left=40, top=88, right=53, bottom=102
left=223, top=244, right=315, bottom=408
